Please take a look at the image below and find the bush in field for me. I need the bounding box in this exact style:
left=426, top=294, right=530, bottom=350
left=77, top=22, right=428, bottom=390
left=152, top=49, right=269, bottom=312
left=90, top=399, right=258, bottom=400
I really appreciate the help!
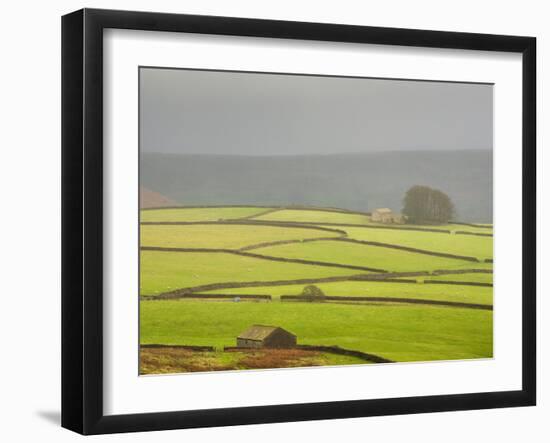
left=402, top=185, right=455, bottom=224
left=301, top=285, right=326, bottom=301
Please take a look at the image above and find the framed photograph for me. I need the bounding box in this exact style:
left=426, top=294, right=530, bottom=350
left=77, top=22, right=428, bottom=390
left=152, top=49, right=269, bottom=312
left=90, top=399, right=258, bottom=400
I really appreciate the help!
left=61, top=8, right=536, bottom=435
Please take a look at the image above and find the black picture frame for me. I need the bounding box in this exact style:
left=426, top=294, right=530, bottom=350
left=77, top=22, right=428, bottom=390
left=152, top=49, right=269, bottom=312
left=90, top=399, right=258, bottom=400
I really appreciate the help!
left=61, top=8, right=536, bottom=435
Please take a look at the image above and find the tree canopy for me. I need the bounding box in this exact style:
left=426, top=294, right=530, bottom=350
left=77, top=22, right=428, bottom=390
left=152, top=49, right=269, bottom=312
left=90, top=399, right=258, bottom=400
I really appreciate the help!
left=301, top=285, right=326, bottom=299
left=402, top=185, right=455, bottom=224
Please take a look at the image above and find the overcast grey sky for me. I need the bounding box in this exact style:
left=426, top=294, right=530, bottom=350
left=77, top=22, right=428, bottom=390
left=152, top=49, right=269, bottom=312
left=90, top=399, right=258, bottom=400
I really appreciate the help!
left=140, top=67, right=493, bottom=156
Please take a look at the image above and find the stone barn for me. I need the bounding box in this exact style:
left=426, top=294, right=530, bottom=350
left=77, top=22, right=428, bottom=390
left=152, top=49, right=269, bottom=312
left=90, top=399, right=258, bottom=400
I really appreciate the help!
left=237, top=325, right=297, bottom=349
left=371, top=208, right=404, bottom=224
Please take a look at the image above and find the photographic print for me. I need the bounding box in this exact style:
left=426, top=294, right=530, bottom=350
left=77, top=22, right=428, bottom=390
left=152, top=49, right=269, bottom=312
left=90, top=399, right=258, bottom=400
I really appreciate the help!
left=138, top=67, right=494, bottom=375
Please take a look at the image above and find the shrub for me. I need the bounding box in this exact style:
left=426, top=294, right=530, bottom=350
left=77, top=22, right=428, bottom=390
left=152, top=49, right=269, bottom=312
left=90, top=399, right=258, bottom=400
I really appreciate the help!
left=301, top=285, right=326, bottom=301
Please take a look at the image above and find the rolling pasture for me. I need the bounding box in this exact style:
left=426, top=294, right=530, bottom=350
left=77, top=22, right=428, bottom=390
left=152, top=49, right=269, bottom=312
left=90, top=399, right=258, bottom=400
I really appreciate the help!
left=200, top=280, right=493, bottom=305
left=140, top=206, right=269, bottom=222
left=140, top=250, right=358, bottom=296
left=140, top=223, right=342, bottom=250
left=141, top=301, right=492, bottom=363
left=250, top=240, right=491, bottom=273
left=336, top=227, right=493, bottom=261
left=139, top=205, right=493, bottom=373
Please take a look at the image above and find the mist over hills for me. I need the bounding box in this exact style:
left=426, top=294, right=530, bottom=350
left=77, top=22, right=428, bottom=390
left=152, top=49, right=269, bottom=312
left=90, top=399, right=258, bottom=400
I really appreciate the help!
left=140, top=150, right=493, bottom=223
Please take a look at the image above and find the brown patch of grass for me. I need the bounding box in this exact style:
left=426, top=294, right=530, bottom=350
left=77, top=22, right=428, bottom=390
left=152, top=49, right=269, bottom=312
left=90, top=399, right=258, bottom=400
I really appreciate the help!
left=140, top=348, right=235, bottom=374
left=140, top=347, right=332, bottom=374
left=239, top=348, right=323, bottom=369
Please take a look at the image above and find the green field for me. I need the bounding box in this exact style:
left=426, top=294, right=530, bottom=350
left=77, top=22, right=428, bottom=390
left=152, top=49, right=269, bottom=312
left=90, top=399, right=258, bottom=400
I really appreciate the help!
left=251, top=208, right=493, bottom=235
left=200, top=280, right=492, bottom=305
left=140, top=250, right=363, bottom=295
left=141, top=223, right=341, bottom=250
left=253, top=240, right=492, bottom=272
left=141, top=300, right=492, bottom=362
left=139, top=205, right=493, bottom=372
left=141, top=206, right=271, bottom=222
left=253, top=208, right=371, bottom=225
left=338, top=226, right=493, bottom=260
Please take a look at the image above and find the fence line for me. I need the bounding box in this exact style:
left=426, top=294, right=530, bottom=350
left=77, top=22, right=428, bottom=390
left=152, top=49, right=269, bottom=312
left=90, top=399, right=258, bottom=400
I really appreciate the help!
left=280, top=295, right=493, bottom=310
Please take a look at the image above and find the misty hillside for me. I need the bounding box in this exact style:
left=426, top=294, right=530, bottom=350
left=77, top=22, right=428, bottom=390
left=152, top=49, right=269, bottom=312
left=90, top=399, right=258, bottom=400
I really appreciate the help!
left=140, top=150, right=493, bottom=223
left=140, top=187, right=176, bottom=209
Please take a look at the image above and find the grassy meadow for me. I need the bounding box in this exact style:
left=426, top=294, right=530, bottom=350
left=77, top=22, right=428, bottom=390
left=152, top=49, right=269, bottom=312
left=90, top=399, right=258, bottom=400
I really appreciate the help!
left=252, top=240, right=492, bottom=272
left=141, top=223, right=342, bottom=250
left=338, top=226, right=493, bottom=261
left=200, top=280, right=493, bottom=305
left=140, top=206, right=270, bottom=222
left=139, top=205, right=493, bottom=373
left=141, top=300, right=492, bottom=363
left=140, top=250, right=361, bottom=296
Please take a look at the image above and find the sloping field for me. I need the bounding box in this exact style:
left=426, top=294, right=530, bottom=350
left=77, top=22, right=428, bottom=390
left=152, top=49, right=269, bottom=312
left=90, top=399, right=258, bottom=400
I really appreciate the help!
left=140, top=300, right=493, bottom=362
left=253, top=208, right=371, bottom=225
left=338, top=226, right=493, bottom=261
left=140, top=187, right=177, bottom=209
left=139, top=205, right=493, bottom=369
left=252, top=240, right=492, bottom=273
left=141, top=206, right=271, bottom=222
left=252, top=208, right=493, bottom=235
left=141, top=223, right=342, bottom=250
left=200, top=280, right=492, bottom=305
left=140, top=250, right=366, bottom=296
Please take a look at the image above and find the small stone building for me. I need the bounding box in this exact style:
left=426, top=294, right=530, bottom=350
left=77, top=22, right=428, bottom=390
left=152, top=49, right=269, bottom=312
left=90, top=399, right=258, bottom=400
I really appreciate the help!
left=371, top=208, right=404, bottom=224
left=237, top=325, right=297, bottom=349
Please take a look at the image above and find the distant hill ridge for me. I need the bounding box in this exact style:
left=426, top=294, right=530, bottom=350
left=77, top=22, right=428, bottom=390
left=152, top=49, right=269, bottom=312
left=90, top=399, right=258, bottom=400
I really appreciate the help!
left=140, top=150, right=493, bottom=223
left=140, top=187, right=176, bottom=209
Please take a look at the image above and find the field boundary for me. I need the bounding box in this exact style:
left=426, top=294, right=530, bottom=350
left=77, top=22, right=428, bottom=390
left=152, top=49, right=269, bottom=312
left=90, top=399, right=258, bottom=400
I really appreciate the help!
left=236, top=207, right=283, bottom=220
left=147, top=273, right=417, bottom=298
left=141, top=218, right=493, bottom=237
left=238, top=236, right=345, bottom=252
left=238, top=250, right=386, bottom=273
left=254, top=220, right=493, bottom=238
left=240, top=231, right=492, bottom=263
left=223, top=345, right=393, bottom=364
left=141, top=343, right=393, bottom=364
left=140, top=204, right=276, bottom=211
left=247, top=206, right=373, bottom=218
left=455, top=230, right=493, bottom=237
left=328, top=238, right=482, bottom=262
left=450, top=221, right=493, bottom=229
left=141, top=293, right=272, bottom=301
left=141, top=204, right=373, bottom=216
left=431, top=269, right=492, bottom=275
left=141, top=344, right=215, bottom=351
left=145, top=269, right=492, bottom=298
left=140, top=220, right=349, bottom=236
left=140, top=205, right=492, bottom=229
left=424, top=280, right=493, bottom=287
left=296, top=345, right=393, bottom=363
left=240, top=220, right=452, bottom=234
left=140, top=246, right=388, bottom=273
left=140, top=206, right=492, bottom=237
left=280, top=295, right=493, bottom=310
left=141, top=222, right=493, bottom=266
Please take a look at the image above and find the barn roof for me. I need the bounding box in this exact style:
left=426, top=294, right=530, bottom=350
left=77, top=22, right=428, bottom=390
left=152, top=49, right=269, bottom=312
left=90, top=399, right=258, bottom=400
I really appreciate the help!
left=374, top=208, right=393, bottom=213
left=237, top=325, right=292, bottom=341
